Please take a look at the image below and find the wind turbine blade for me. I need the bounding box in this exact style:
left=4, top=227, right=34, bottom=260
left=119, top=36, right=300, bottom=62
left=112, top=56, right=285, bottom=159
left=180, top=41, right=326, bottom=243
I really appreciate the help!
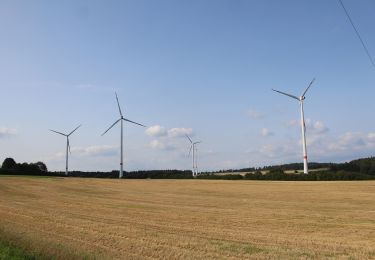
left=272, top=89, right=299, bottom=101
left=186, top=134, right=193, bottom=143
left=68, top=124, right=82, bottom=136
left=301, top=78, right=315, bottom=98
left=101, top=119, right=121, bottom=136
left=188, top=145, right=192, bottom=157
left=115, top=92, right=123, bottom=117
left=123, top=118, right=146, bottom=127
left=50, top=129, right=67, bottom=136
left=194, top=141, right=202, bottom=145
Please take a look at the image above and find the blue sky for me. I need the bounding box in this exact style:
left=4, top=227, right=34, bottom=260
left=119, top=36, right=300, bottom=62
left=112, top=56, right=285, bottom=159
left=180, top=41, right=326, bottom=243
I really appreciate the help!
left=1, top=0, right=374, bottom=172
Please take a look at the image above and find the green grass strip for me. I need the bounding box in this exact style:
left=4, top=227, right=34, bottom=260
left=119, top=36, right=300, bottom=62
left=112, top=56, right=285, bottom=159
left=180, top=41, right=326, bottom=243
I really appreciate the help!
left=0, top=240, right=37, bottom=260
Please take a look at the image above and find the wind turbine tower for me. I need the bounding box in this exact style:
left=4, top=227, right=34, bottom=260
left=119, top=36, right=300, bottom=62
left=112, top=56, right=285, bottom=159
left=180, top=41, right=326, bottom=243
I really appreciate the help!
left=186, top=135, right=201, bottom=176
left=50, top=124, right=81, bottom=176
left=102, top=92, right=146, bottom=179
left=272, top=78, right=315, bottom=174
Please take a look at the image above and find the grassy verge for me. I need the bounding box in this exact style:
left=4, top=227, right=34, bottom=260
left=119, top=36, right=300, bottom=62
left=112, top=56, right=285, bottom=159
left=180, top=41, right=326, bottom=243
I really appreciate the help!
left=0, top=239, right=37, bottom=260
left=0, top=227, right=98, bottom=260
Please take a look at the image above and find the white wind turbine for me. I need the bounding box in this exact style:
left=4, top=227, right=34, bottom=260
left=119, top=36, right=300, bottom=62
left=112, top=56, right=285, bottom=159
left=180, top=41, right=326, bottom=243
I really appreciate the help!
left=186, top=134, right=201, bottom=177
left=50, top=124, right=81, bottom=176
left=272, top=78, right=315, bottom=174
left=102, top=92, right=146, bottom=179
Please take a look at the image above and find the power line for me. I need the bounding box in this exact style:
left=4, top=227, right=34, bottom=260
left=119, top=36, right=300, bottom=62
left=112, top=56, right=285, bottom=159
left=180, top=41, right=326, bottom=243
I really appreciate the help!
left=338, top=0, right=375, bottom=69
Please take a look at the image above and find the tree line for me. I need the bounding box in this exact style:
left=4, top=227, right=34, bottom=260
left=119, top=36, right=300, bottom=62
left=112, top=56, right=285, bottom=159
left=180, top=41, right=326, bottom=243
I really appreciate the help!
left=0, top=158, right=47, bottom=175
left=196, top=170, right=374, bottom=181
left=1, top=157, right=375, bottom=180
left=0, top=158, right=192, bottom=179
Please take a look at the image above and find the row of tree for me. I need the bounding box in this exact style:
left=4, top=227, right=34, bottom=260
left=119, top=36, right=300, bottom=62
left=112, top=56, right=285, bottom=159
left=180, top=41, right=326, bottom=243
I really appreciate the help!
left=1, top=157, right=375, bottom=180
left=213, top=162, right=332, bottom=173
left=206, top=157, right=375, bottom=176
left=0, top=158, right=193, bottom=179
left=330, top=157, right=375, bottom=175
left=1, top=158, right=47, bottom=175
left=54, top=170, right=193, bottom=179
left=197, top=170, right=375, bottom=181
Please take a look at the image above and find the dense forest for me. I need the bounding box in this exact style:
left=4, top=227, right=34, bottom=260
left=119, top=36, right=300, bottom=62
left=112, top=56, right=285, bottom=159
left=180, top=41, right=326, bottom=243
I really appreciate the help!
left=1, top=157, right=375, bottom=180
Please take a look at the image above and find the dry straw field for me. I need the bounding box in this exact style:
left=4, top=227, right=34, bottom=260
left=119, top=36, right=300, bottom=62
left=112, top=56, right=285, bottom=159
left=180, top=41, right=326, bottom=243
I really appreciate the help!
left=0, top=176, right=374, bottom=259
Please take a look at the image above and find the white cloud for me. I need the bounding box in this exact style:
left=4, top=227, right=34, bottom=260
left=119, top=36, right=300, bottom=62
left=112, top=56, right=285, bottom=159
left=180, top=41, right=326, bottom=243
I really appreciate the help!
left=368, top=132, right=375, bottom=141
left=311, top=121, right=328, bottom=134
left=250, top=128, right=373, bottom=164
left=44, top=145, right=119, bottom=164
left=149, top=140, right=175, bottom=151
left=257, top=141, right=298, bottom=159
left=305, top=119, right=329, bottom=135
left=71, top=145, right=118, bottom=157
left=247, top=109, right=264, bottom=119
left=145, top=125, right=167, bottom=137
left=0, top=127, right=17, bottom=138
left=287, top=119, right=298, bottom=127
left=145, top=126, right=193, bottom=152
left=167, top=128, right=193, bottom=138
left=145, top=126, right=192, bottom=138
left=279, top=130, right=375, bottom=161
left=287, top=119, right=328, bottom=135
left=326, top=132, right=371, bottom=152
left=260, top=128, right=274, bottom=137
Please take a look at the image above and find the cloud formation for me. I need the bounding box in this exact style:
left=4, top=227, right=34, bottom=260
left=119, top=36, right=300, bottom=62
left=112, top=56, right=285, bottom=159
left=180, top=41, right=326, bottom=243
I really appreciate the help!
left=46, top=145, right=118, bottom=162
left=168, top=127, right=193, bottom=138
left=287, top=119, right=329, bottom=135
left=145, top=125, right=193, bottom=138
left=71, top=145, right=118, bottom=157
left=260, top=128, right=274, bottom=137
left=148, top=140, right=175, bottom=151
left=247, top=109, right=264, bottom=119
left=257, top=141, right=298, bottom=159
left=145, top=125, right=193, bottom=151
left=307, top=120, right=329, bottom=135
left=0, top=127, right=17, bottom=138
left=252, top=129, right=375, bottom=166
left=327, top=132, right=375, bottom=153
left=145, top=125, right=167, bottom=137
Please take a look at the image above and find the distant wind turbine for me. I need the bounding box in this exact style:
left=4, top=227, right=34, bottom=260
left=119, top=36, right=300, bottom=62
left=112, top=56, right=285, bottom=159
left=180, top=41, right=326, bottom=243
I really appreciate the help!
left=186, top=134, right=201, bottom=177
left=272, top=78, right=315, bottom=174
left=102, top=92, right=146, bottom=179
left=50, top=124, right=81, bottom=176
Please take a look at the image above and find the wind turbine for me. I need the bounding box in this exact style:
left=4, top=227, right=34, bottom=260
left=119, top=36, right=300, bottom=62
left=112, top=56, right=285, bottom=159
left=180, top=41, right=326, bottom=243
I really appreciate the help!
left=102, top=92, right=146, bottom=179
left=272, top=78, right=315, bottom=174
left=50, top=124, right=81, bottom=176
left=186, top=134, right=201, bottom=177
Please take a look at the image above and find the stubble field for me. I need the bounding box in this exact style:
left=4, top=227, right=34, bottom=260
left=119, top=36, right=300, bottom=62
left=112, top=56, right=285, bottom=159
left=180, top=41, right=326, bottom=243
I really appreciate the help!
left=0, top=176, right=374, bottom=259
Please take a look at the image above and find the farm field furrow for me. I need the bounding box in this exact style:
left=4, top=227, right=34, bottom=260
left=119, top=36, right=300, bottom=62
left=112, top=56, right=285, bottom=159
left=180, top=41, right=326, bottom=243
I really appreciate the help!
left=0, top=177, right=374, bottom=259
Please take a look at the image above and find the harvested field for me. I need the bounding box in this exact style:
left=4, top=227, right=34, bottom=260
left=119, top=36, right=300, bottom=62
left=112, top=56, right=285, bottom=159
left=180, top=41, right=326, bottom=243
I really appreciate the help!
left=0, top=176, right=374, bottom=259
